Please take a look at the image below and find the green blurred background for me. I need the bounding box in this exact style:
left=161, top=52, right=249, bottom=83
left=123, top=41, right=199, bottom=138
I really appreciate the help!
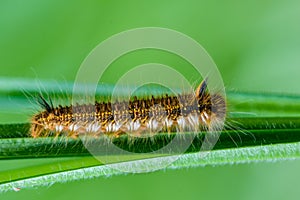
left=1, top=0, right=300, bottom=199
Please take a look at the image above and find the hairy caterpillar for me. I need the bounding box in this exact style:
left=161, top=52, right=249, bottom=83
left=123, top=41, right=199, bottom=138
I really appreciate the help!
left=30, top=80, right=226, bottom=138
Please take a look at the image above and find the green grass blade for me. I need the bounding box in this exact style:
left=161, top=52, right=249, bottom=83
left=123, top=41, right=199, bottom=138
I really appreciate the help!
left=1, top=141, right=299, bottom=193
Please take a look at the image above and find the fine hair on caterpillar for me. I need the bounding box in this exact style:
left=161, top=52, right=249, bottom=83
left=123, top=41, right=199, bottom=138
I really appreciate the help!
left=30, top=79, right=226, bottom=143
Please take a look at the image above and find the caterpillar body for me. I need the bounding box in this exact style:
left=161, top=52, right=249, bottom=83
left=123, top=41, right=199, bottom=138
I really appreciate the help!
left=30, top=80, right=226, bottom=138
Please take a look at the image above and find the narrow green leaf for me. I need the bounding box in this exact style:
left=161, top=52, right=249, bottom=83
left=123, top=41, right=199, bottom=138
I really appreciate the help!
left=1, top=142, right=299, bottom=193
